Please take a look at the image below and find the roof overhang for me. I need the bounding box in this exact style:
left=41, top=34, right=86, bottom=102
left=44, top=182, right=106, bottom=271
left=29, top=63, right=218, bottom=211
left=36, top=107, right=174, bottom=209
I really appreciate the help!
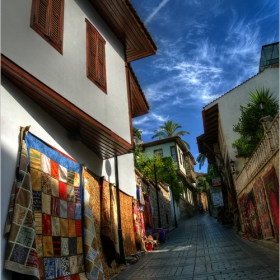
left=89, top=0, right=157, bottom=62
left=128, top=64, right=149, bottom=117
left=142, top=136, right=188, bottom=153
left=2, top=55, right=133, bottom=159
left=196, top=104, right=219, bottom=165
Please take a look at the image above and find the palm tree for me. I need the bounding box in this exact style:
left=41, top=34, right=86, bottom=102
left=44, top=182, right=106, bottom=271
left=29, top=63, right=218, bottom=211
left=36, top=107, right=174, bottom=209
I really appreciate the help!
left=196, top=153, right=206, bottom=170
left=152, top=120, right=190, bottom=148
left=248, top=87, right=278, bottom=116
left=133, top=127, right=142, bottom=140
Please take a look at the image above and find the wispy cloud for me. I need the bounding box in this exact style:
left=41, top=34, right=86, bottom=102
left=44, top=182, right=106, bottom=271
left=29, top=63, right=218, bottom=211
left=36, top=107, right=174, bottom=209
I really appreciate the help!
left=145, top=0, right=170, bottom=24
left=131, top=0, right=278, bottom=148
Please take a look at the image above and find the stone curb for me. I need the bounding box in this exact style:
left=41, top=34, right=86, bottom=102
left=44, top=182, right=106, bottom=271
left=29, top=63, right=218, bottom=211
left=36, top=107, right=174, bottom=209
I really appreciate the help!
left=235, top=230, right=279, bottom=252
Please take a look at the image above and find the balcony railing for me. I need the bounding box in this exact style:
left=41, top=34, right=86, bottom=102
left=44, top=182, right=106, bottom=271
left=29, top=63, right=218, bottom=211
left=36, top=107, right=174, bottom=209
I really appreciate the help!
left=186, top=168, right=197, bottom=183
left=234, top=113, right=279, bottom=195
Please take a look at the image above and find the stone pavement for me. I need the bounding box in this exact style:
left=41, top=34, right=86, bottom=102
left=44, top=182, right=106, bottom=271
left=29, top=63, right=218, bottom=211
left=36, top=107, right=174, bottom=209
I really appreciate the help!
left=114, top=213, right=279, bottom=280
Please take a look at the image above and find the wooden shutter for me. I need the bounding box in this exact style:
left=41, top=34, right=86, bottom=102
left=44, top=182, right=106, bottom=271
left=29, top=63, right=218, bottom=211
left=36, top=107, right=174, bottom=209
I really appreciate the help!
left=88, top=25, right=97, bottom=80
left=33, top=0, right=50, bottom=35
left=97, top=35, right=106, bottom=88
left=49, top=0, right=63, bottom=48
left=86, top=19, right=107, bottom=93
left=31, top=0, right=64, bottom=53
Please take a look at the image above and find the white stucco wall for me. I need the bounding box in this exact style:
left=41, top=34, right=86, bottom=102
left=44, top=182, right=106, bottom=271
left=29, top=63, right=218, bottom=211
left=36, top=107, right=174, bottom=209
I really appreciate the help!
left=144, top=142, right=187, bottom=175
left=143, top=142, right=174, bottom=158
left=1, top=75, right=136, bottom=279
left=1, top=0, right=131, bottom=142
left=204, top=67, right=279, bottom=171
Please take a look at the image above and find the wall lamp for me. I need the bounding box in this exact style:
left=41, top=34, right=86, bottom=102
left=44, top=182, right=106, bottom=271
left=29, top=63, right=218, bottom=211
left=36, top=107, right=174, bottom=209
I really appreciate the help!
left=230, top=159, right=236, bottom=173
left=259, top=101, right=265, bottom=117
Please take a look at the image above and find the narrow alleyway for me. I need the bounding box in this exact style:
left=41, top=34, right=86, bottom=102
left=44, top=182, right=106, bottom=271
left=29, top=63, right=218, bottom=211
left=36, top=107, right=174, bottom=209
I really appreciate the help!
left=114, top=213, right=279, bottom=280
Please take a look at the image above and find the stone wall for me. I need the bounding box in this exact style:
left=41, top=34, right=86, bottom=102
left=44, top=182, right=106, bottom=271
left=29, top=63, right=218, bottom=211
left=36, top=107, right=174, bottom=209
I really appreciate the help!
left=178, top=197, right=194, bottom=218
left=237, top=151, right=279, bottom=234
left=135, top=170, right=172, bottom=230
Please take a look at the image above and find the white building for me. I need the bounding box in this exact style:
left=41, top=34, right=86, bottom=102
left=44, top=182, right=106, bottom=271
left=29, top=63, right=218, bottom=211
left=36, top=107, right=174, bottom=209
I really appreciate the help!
left=1, top=1, right=156, bottom=278
left=197, top=66, right=279, bottom=174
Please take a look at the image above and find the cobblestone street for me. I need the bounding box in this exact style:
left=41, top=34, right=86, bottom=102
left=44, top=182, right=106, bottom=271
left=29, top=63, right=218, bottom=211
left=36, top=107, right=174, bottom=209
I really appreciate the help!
left=115, top=213, right=279, bottom=280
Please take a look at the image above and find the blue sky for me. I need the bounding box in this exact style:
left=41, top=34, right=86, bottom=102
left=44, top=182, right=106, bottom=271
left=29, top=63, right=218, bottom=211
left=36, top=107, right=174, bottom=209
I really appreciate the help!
left=130, top=0, right=279, bottom=173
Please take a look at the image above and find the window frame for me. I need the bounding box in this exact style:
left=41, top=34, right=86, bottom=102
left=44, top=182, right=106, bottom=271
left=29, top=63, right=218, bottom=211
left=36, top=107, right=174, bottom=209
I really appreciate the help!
left=154, top=148, right=163, bottom=158
left=85, top=18, right=107, bottom=94
left=170, top=146, right=178, bottom=167
left=30, top=0, right=64, bottom=54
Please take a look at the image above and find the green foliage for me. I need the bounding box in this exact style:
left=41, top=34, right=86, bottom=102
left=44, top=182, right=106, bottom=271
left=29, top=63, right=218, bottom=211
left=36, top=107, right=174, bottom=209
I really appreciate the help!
left=248, top=87, right=278, bottom=109
left=152, top=120, right=191, bottom=149
left=133, top=127, right=142, bottom=140
left=134, top=149, right=185, bottom=201
left=196, top=153, right=206, bottom=170
left=196, top=176, right=209, bottom=193
left=232, top=88, right=279, bottom=158
left=205, top=164, right=218, bottom=186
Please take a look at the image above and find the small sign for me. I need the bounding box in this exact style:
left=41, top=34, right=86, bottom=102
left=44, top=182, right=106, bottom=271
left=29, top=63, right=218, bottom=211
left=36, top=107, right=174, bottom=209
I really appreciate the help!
left=212, top=177, right=221, bottom=186
left=212, top=192, right=224, bottom=206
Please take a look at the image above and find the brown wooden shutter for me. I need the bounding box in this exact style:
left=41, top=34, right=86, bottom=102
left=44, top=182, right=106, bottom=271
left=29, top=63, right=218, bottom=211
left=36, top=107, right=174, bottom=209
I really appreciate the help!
left=33, top=0, right=50, bottom=35
left=97, top=35, right=106, bottom=88
left=31, top=0, right=64, bottom=53
left=88, top=25, right=97, bottom=80
left=86, top=19, right=107, bottom=93
left=49, top=0, right=63, bottom=48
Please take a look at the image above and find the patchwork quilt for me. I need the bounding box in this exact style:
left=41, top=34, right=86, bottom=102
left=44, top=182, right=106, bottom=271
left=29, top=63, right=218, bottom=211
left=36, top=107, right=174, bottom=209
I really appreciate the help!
left=119, top=191, right=137, bottom=256
left=83, top=169, right=105, bottom=280
left=83, top=170, right=122, bottom=280
left=5, top=130, right=87, bottom=279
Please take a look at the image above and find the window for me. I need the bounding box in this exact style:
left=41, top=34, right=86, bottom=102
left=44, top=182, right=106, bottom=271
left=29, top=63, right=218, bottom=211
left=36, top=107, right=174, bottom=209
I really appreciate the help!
left=86, top=19, right=107, bottom=93
left=31, top=0, right=64, bottom=54
left=170, top=146, right=178, bottom=166
left=154, top=149, right=163, bottom=158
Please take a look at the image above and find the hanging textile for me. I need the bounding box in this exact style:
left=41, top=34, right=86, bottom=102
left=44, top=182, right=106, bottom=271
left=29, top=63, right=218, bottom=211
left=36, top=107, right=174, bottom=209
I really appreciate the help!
left=100, top=179, right=119, bottom=267
left=5, top=128, right=87, bottom=279
left=4, top=127, right=39, bottom=278
left=139, top=209, right=146, bottom=238
left=83, top=170, right=122, bottom=280
left=132, top=199, right=143, bottom=244
left=238, top=194, right=251, bottom=238
left=262, top=166, right=279, bottom=242
left=246, top=191, right=262, bottom=239
left=83, top=169, right=104, bottom=280
left=136, top=184, right=145, bottom=211
left=119, top=191, right=137, bottom=256
left=253, top=178, right=273, bottom=239
left=143, top=195, right=154, bottom=229
left=110, top=185, right=119, bottom=255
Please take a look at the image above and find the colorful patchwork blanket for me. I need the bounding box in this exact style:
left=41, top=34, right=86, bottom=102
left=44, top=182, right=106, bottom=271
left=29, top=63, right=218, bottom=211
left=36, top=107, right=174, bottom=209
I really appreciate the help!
left=83, top=169, right=105, bottom=280
left=5, top=129, right=87, bottom=279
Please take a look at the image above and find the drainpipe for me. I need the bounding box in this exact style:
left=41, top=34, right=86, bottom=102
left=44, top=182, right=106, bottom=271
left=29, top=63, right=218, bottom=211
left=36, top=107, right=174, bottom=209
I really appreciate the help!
left=154, top=163, right=162, bottom=228
left=114, top=156, right=126, bottom=264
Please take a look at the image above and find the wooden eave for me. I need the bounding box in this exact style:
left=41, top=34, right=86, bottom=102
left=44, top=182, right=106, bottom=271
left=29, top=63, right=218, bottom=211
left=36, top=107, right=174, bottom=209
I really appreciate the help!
left=142, top=136, right=188, bottom=153
left=128, top=64, right=149, bottom=117
left=1, top=55, right=133, bottom=159
left=89, top=0, right=157, bottom=62
left=196, top=104, right=219, bottom=165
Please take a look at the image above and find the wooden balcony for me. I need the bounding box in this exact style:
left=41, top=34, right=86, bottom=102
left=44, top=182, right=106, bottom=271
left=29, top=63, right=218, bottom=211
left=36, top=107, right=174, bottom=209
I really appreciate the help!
left=186, top=168, right=197, bottom=184
left=234, top=113, right=279, bottom=195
